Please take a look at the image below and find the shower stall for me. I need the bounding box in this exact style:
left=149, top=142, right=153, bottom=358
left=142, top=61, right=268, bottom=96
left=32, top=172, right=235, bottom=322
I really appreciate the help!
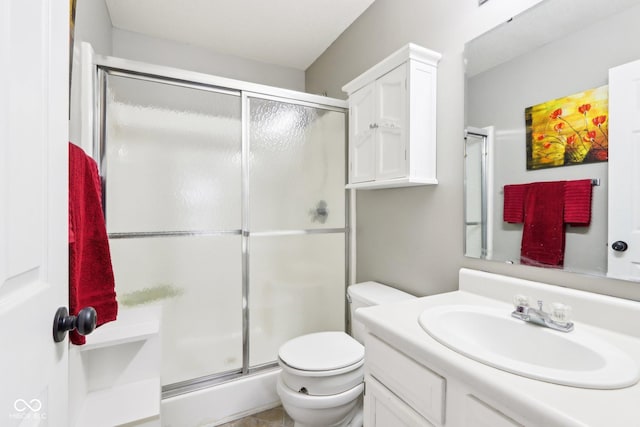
left=93, top=57, right=348, bottom=401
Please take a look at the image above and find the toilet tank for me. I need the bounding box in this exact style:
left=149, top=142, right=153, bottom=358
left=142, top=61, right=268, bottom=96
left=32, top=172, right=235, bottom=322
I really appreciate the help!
left=347, top=281, right=415, bottom=343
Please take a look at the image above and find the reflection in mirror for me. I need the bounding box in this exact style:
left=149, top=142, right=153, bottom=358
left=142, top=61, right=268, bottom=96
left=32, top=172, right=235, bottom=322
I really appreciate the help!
left=464, top=127, right=493, bottom=260
left=464, top=0, right=640, bottom=278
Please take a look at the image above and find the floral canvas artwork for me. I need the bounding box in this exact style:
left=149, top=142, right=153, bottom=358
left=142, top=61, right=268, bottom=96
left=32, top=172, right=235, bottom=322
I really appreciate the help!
left=525, top=85, right=608, bottom=170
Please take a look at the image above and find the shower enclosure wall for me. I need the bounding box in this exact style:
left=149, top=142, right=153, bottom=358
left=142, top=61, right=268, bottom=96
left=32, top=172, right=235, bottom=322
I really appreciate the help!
left=95, top=59, right=348, bottom=398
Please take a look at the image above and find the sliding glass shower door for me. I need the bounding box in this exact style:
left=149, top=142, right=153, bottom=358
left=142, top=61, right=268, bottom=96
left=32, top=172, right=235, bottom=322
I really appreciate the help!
left=103, top=74, right=244, bottom=386
left=247, top=97, right=346, bottom=366
left=99, top=69, right=347, bottom=393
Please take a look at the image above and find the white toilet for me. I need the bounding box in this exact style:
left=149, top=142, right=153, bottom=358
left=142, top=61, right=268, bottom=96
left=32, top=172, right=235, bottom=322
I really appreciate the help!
left=277, top=281, right=415, bottom=427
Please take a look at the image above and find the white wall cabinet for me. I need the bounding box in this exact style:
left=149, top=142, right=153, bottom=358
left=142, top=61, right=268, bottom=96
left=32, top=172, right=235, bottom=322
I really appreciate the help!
left=343, top=43, right=441, bottom=189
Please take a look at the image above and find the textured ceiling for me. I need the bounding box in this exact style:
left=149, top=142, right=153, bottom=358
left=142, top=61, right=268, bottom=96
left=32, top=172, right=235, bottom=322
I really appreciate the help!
left=105, top=0, right=376, bottom=70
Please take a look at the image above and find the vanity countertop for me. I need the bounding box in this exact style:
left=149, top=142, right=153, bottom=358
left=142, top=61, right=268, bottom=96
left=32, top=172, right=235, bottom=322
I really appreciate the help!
left=356, top=270, right=640, bottom=427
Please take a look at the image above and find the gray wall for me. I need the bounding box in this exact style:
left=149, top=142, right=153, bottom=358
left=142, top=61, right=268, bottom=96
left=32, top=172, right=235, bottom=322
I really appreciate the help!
left=306, top=0, right=640, bottom=301
left=69, top=0, right=113, bottom=145
left=70, top=0, right=305, bottom=93
left=74, top=0, right=113, bottom=56
left=112, top=28, right=305, bottom=92
left=68, top=0, right=306, bottom=168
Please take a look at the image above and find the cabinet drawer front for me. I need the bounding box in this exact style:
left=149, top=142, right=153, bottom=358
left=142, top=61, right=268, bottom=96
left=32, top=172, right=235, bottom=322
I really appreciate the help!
left=365, top=376, right=434, bottom=427
left=465, top=395, right=523, bottom=427
left=366, top=334, right=445, bottom=425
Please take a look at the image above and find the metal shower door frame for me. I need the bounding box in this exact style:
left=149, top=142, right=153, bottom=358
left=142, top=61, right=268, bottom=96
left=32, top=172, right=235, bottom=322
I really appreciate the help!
left=93, top=56, right=350, bottom=398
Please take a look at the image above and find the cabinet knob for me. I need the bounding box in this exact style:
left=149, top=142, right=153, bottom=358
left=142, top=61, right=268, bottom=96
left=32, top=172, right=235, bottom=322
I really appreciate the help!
left=369, top=123, right=378, bottom=129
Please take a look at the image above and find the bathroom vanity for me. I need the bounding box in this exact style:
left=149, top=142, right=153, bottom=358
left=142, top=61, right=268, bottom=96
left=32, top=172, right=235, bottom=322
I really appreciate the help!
left=356, top=269, right=640, bottom=426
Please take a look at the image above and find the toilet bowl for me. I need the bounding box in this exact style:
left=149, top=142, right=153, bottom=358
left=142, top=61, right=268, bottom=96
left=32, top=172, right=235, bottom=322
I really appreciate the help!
left=276, top=282, right=416, bottom=427
left=277, top=376, right=363, bottom=427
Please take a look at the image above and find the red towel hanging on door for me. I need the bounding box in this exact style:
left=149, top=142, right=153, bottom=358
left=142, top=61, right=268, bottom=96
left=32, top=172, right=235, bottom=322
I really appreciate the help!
left=69, top=142, right=118, bottom=345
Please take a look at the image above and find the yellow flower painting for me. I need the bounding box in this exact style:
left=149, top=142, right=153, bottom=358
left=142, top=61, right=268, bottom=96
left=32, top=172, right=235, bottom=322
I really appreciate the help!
left=525, top=85, right=608, bottom=170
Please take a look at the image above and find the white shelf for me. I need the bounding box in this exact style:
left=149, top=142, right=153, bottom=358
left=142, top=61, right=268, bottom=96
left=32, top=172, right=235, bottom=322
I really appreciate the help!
left=81, top=306, right=161, bottom=351
left=346, top=177, right=438, bottom=190
left=78, top=378, right=160, bottom=427
left=81, top=319, right=159, bottom=352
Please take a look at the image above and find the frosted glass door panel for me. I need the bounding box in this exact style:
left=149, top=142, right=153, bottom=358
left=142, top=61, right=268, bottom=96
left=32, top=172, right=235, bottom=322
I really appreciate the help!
left=249, top=98, right=346, bottom=231
left=109, top=236, right=243, bottom=385
left=249, top=234, right=345, bottom=367
left=105, top=75, right=242, bottom=233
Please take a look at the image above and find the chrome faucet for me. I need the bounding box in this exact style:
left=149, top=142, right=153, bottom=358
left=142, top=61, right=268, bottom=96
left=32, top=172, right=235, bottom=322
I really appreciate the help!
left=511, top=297, right=574, bottom=332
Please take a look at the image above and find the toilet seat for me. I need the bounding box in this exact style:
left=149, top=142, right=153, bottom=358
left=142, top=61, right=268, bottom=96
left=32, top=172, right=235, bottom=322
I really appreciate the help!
left=278, top=331, right=365, bottom=396
left=279, top=357, right=364, bottom=378
left=279, top=331, right=364, bottom=371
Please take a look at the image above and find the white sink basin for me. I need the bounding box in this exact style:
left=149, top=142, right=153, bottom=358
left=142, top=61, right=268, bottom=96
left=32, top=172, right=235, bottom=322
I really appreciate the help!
left=418, top=304, right=640, bottom=389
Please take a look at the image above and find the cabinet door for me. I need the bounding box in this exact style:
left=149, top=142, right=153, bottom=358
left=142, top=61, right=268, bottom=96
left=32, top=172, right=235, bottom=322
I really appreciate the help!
left=349, top=83, right=376, bottom=183
left=375, top=64, right=407, bottom=180
left=365, top=376, right=434, bottom=427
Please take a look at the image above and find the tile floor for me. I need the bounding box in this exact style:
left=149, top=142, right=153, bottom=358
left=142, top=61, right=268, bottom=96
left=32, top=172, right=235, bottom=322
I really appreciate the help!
left=218, top=406, right=294, bottom=427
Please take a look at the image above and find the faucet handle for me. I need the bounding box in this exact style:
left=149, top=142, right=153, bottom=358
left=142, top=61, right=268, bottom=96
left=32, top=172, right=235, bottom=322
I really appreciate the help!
left=513, top=294, right=531, bottom=307
left=550, top=302, right=572, bottom=325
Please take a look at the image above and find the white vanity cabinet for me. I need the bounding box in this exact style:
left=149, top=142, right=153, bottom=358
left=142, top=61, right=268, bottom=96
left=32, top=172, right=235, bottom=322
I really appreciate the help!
left=358, top=269, right=640, bottom=427
left=363, top=332, right=528, bottom=427
left=364, top=334, right=443, bottom=426
left=343, top=43, right=441, bottom=189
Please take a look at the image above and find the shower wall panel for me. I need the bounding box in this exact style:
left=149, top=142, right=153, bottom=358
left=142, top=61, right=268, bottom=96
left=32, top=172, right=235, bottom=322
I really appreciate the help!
left=109, top=236, right=242, bottom=385
left=249, top=233, right=345, bottom=366
left=105, top=76, right=242, bottom=233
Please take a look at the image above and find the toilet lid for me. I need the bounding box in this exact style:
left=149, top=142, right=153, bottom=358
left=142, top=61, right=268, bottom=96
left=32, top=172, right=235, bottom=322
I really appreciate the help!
left=278, top=331, right=364, bottom=372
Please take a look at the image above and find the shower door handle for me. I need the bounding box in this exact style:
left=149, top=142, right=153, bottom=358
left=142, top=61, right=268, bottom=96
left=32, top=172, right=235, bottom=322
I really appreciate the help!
left=52, top=306, right=97, bottom=342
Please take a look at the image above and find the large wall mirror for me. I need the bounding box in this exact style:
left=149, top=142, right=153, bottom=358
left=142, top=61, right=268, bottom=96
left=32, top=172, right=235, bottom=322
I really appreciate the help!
left=464, top=0, right=640, bottom=279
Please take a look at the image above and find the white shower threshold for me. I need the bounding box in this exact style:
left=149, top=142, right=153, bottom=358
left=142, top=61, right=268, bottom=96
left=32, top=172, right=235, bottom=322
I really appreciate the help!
left=161, top=368, right=281, bottom=427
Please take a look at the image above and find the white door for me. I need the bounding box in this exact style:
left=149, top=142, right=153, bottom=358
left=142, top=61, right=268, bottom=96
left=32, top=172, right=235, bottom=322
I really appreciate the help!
left=375, top=64, right=406, bottom=180
left=0, top=1, right=69, bottom=426
left=349, top=83, right=376, bottom=183
left=608, top=59, right=640, bottom=281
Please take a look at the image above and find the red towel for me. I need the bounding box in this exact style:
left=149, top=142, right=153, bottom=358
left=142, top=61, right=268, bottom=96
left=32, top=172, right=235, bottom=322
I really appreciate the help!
left=503, top=184, right=529, bottom=223
left=564, top=179, right=592, bottom=225
left=520, top=181, right=566, bottom=267
left=69, top=143, right=118, bottom=345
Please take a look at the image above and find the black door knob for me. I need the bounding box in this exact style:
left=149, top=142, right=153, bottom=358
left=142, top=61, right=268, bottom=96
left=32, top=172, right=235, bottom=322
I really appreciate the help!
left=53, top=306, right=97, bottom=343
left=612, top=241, right=629, bottom=252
